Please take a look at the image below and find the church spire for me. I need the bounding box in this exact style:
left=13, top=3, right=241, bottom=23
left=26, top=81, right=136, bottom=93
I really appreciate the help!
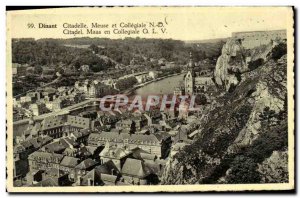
left=188, top=52, right=195, bottom=76
left=188, top=52, right=194, bottom=68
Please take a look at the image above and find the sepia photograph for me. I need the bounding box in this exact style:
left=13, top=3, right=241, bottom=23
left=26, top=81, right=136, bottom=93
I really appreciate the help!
left=6, top=6, right=294, bottom=192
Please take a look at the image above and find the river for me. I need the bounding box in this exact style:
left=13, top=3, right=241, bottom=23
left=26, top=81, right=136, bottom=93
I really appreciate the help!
left=132, top=73, right=185, bottom=97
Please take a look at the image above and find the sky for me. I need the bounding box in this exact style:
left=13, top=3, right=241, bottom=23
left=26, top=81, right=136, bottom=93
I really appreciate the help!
left=7, top=7, right=293, bottom=41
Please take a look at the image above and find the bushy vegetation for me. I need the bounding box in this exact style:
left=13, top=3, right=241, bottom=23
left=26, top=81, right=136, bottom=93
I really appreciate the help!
left=115, top=76, right=138, bottom=91
left=248, top=58, right=264, bottom=70
left=270, top=42, right=287, bottom=61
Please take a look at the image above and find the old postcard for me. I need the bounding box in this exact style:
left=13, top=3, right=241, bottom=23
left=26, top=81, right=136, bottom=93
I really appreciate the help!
left=6, top=7, right=294, bottom=192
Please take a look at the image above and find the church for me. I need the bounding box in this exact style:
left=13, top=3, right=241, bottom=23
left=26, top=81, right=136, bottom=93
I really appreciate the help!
left=183, top=53, right=216, bottom=101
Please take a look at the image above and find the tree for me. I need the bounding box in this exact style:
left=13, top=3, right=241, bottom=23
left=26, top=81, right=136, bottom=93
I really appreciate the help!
left=34, top=65, right=43, bottom=74
left=271, top=43, right=287, bottom=61
left=227, top=155, right=261, bottom=184
left=89, top=44, right=99, bottom=54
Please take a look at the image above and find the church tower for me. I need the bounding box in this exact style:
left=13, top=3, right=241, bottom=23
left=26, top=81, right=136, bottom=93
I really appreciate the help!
left=185, top=52, right=195, bottom=95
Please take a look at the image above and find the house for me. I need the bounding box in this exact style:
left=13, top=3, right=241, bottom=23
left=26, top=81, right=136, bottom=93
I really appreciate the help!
left=42, top=168, right=70, bottom=186
left=88, top=132, right=171, bottom=159
left=69, top=129, right=91, bottom=145
left=13, top=156, right=29, bottom=179
left=40, top=115, right=90, bottom=139
left=60, top=156, right=80, bottom=182
left=115, top=119, right=134, bottom=133
left=52, top=98, right=62, bottom=111
left=28, top=151, right=64, bottom=172
left=96, top=160, right=120, bottom=177
left=59, top=137, right=79, bottom=149
left=115, top=115, right=147, bottom=133
left=29, top=103, right=48, bottom=116
left=80, top=161, right=120, bottom=186
left=40, top=115, right=66, bottom=138
left=99, top=142, right=132, bottom=171
left=42, top=87, right=57, bottom=102
left=26, top=170, right=44, bottom=185
left=148, top=71, right=158, bottom=79
left=80, top=168, right=104, bottom=186
left=26, top=92, right=40, bottom=103
left=20, top=95, right=32, bottom=103
left=121, top=158, right=150, bottom=185
left=63, top=147, right=78, bottom=157
left=74, top=158, right=98, bottom=184
left=42, top=141, right=67, bottom=154
left=65, top=115, right=91, bottom=134
left=13, top=135, right=54, bottom=179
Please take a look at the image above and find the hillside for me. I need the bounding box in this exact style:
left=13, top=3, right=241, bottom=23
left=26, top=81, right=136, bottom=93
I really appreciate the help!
left=162, top=39, right=288, bottom=184
left=12, top=37, right=224, bottom=69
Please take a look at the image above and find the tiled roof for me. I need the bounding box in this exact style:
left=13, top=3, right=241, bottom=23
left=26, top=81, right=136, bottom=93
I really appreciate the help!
left=71, top=129, right=91, bottom=139
left=28, top=151, right=64, bottom=163
left=44, top=167, right=66, bottom=178
left=85, top=146, right=98, bottom=154
left=81, top=169, right=102, bottom=186
left=67, top=115, right=90, bottom=129
left=44, top=141, right=67, bottom=153
left=59, top=137, right=78, bottom=148
left=95, top=160, right=120, bottom=174
left=75, top=158, right=98, bottom=170
left=20, top=140, right=33, bottom=149
left=101, top=174, right=118, bottom=183
left=41, top=115, right=66, bottom=131
left=121, top=158, right=150, bottom=178
left=100, top=145, right=131, bottom=160
left=60, top=156, right=80, bottom=168
left=88, top=132, right=170, bottom=146
left=27, top=136, right=53, bottom=149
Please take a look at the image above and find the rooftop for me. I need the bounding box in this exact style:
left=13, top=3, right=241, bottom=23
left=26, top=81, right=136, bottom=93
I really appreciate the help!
left=121, top=158, right=150, bottom=178
left=75, top=158, right=98, bottom=170
left=60, top=156, right=80, bottom=168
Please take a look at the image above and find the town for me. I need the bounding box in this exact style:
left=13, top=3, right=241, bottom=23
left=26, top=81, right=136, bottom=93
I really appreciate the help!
left=12, top=29, right=287, bottom=187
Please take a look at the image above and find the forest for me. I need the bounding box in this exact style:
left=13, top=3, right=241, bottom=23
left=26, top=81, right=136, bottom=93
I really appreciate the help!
left=12, top=37, right=225, bottom=72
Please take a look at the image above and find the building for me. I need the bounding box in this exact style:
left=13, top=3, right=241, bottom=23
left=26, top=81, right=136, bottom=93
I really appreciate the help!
left=29, top=103, right=49, bottom=116
left=184, top=52, right=216, bottom=99
left=80, top=168, right=104, bottom=186
left=232, top=29, right=286, bottom=49
left=88, top=132, right=171, bottom=159
left=66, top=115, right=91, bottom=133
left=69, top=129, right=91, bottom=145
left=42, top=168, right=70, bottom=186
left=121, top=158, right=150, bottom=185
left=26, top=170, right=44, bottom=185
left=40, top=115, right=66, bottom=138
left=99, top=142, right=132, bottom=171
left=60, top=156, right=80, bottom=182
left=39, top=115, right=90, bottom=139
left=74, top=158, right=98, bottom=184
left=28, top=151, right=64, bottom=172
left=148, top=71, right=158, bottom=79
left=13, top=136, right=53, bottom=179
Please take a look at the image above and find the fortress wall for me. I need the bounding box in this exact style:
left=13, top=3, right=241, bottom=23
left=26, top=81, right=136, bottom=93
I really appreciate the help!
left=232, top=30, right=286, bottom=49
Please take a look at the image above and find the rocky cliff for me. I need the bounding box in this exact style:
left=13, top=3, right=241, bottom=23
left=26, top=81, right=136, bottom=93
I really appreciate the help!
left=162, top=39, right=288, bottom=184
